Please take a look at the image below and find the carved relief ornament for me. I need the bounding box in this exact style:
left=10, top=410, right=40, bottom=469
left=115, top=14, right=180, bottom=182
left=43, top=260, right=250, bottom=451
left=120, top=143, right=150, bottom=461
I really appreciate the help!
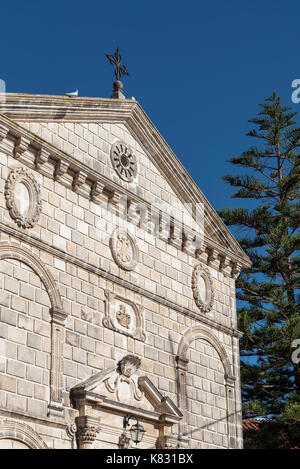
left=104, top=355, right=143, bottom=402
left=118, top=355, right=141, bottom=377
left=109, top=228, right=139, bottom=271
left=116, top=304, right=131, bottom=329
left=110, top=140, right=137, bottom=182
left=192, top=263, right=214, bottom=313
left=5, top=168, right=41, bottom=228
left=103, top=290, right=146, bottom=342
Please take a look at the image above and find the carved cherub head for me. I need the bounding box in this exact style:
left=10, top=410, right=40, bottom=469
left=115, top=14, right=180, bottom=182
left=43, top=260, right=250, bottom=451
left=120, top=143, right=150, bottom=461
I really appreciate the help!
left=118, top=355, right=141, bottom=377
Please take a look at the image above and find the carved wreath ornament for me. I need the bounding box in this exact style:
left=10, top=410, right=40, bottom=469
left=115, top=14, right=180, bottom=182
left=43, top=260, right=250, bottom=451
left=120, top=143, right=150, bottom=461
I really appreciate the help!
left=110, top=140, right=137, bottom=182
left=5, top=168, right=41, bottom=228
left=110, top=228, right=139, bottom=271
left=192, top=263, right=214, bottom=313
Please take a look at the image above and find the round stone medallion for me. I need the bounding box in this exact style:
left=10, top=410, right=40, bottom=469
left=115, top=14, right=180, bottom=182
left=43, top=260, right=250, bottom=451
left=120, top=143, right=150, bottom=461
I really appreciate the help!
left=5, top=168, right=41, bottom=229
left=110, top=228, right=139, bottom=271
left=192, top=263, right=214, bottom=313
left=110, top=140, right=137, bottom=182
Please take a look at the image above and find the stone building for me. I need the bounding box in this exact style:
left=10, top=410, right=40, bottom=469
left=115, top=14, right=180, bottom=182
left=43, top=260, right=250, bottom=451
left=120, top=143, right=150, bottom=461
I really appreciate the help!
left=0, top=86, right=250, bottom=449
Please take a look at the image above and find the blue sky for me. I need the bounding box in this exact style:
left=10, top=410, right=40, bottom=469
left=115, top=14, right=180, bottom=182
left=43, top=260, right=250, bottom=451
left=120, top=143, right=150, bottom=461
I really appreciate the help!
left=1, top=0, right=300, bottom=215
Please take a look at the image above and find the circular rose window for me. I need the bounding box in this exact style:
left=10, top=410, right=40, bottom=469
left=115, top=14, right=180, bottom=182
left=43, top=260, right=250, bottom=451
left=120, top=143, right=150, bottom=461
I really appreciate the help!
left=192, top=264, right=214, bottom=313
left=5, top=168, right=41, bottom=228
left=110, top=140, right=137, bottom=182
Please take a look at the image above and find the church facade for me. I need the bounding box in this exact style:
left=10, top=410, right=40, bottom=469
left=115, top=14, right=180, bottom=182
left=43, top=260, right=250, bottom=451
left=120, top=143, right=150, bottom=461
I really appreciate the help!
left=0, top=91, right=250, bottom=449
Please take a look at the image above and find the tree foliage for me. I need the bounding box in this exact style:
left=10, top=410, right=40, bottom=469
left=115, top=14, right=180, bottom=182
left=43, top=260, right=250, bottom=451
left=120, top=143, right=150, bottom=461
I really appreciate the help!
left=218, top=93, right=300, bottom=448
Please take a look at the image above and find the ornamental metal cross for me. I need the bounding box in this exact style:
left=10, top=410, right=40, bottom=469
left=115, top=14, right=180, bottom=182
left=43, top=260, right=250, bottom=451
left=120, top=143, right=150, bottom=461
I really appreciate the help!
left=106, top=48, right=129, bottom=81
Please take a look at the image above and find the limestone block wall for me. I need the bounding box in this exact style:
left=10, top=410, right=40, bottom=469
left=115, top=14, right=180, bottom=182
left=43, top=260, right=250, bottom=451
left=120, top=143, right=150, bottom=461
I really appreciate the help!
left=0, top=259, right=51, bottom=417
left=0, top=149, right=236, bottom=329
left=0, top=117, right=243, bottom=449
left=185, top=341, right=228, bottom=448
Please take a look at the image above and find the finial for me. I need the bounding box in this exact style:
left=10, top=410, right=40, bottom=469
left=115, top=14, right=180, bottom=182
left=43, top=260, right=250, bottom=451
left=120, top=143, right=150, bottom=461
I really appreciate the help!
left=106, top=48, right=129, bottom=99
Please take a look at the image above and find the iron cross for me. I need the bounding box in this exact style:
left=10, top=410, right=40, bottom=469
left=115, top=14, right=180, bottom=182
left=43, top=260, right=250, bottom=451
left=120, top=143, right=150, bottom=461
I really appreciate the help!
left=106, top=48, right=129, bottom=81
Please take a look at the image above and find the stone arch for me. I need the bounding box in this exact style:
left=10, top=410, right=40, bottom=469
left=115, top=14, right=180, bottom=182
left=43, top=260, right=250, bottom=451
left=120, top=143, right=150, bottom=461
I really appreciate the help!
left=176, top=325, right=237, bottom=448
left=0, top=419, right=48, bottom=449
left=0, top=242, right=67, bottom=414
left=177, top=325, right=233, bottom=380
left=0, top=242, right=63, bottom=311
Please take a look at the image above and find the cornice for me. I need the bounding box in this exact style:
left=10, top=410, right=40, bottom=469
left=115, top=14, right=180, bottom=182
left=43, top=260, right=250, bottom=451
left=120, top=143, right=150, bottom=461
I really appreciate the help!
left=71, top=390, right=181, bottom=424
left=0, top=221, right=243, bottom=339
left=0, top=407, right=69, bottom=429
left=0, top=93, right=136, bottom=121
left=0, top=111, right=249, bottom=271
left=0, top=93, right=251, bottom=268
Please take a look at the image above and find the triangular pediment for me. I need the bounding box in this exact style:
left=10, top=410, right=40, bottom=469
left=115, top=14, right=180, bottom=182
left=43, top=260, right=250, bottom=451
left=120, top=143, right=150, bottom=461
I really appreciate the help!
left=70, top=356, right=182, bottom=420
left=0, top=93, right=250, bottom=267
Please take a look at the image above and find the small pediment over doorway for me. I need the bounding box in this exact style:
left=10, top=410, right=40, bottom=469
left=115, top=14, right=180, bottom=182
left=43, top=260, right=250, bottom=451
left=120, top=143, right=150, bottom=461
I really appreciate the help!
left=70, top=355, right=183, bottom=449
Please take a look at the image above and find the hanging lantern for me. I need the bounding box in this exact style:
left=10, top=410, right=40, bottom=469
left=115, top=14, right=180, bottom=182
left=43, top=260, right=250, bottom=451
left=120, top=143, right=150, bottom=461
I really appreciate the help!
left=123, top=415, right=146, bottom=446
left=130, top=421, right=145, bottom=444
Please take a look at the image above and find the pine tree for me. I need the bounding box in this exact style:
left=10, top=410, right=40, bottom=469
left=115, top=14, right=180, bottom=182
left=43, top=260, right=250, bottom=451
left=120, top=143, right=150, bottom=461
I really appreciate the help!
left=218, top=93, right=300, bottom=448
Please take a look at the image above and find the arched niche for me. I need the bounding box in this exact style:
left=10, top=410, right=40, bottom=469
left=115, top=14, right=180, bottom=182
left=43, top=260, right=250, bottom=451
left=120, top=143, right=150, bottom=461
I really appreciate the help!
left=176, top=326, right=237, bottom=448
left=0, top=242, right=67, bottom=415
left=0, top=242, right=63, bottom=311
left=177, top=325, right=233, bottom=380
